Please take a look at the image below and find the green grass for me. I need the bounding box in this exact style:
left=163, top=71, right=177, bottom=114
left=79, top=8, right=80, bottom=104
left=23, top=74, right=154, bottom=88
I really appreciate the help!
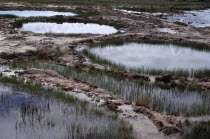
left=135, top=96, right=149, bottom=107
left=0, top=73, right=121, bottom=115
left=6, top=60, right=210, bottom=116
left=12, top=18, right=37, bottom=28
left=36, top=47, right=65, bottom=60
left=0, top=14, right=18, bottom=18
left=12, top=16, right=125, bottom=29
left=0, top=75, right=79, bottom=104
left=84, top=39, right=210, bottom=79
left=1, top=0, right=210, bottom=12
left=88, top=39, right=210, bottom=51
left=183, top=121, right=210, bottom=139
left=75, top=10, right=100, bottom=17
left=0, top=75, right=135, bottom=138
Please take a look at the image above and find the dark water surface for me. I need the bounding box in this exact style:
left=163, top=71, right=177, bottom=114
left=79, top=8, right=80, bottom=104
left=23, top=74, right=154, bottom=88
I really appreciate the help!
left=0, top=83, right=132, bottom=139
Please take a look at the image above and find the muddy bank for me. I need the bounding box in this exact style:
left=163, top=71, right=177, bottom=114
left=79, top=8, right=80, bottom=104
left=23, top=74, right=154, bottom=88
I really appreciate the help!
left=1, top=16, right=210, bottom=90
left=1, top=2, right=210, bottom=138
left=0, top=82, right=134, bottom=139
left=18, top=68, right=180, bottom=137
left=155, top=73, right=210, bottom=91
left=134, top=105, right=181, bottom=135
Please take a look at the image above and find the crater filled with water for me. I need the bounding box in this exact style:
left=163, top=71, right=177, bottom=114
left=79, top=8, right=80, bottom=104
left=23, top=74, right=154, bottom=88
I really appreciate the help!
left=162, top=9, right=210, bottom=27
left=19, top=22, right=118, bottom=34
left=0, top=10, right=76, bottom=17
left=86, top=42, right=210, bottom=77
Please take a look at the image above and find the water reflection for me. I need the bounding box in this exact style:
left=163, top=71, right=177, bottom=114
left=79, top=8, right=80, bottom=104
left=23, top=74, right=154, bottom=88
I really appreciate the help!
left=0, top=84, right=132, bottom=139
left=66, top=68, right=210, bottom=116
left=19, top=22, right=118, bottom=34
left=113, top=8, right=168, bottom=16
left=88, top=42, right=210, bottom=71
left=0, top=10, right=76, bottom=17
left=162, top=9, right=210, bottom=27
left=8, top=60, right=210, bottom=116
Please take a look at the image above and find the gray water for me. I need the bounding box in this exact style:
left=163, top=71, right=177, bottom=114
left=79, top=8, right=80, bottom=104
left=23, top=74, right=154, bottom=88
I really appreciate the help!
left=19, top=22, right=118, bottom=34
left=0, top=83, right=132, bottom=139
left=162, top=9, right=210, bottom=27
left=66, top=68, right=210, bottom=116
left=8, top=61, right=210, bottom=116
left=88, top=42, right=210, bottom=72
left=114, top=8, right=168, bottom=16
left=0, top=10, right=76, bottom=17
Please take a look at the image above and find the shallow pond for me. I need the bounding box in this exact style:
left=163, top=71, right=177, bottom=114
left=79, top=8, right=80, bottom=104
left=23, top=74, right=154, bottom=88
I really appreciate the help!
left=86, top=42, right=210, bottom=77
left=19, top=22, right=118, bottom=34
left=0, top=10, right=76, bottom=17
left=0, top=31, right=5, bottom=40
left=114, top=8, right=168, bottom=16
left=8, top=61, right=210, bottom=116
left=0, top=82, right=133, bottom=139
left=66, top=68, right=210, bottom=116
left=162, top=9, right=210, bottom=27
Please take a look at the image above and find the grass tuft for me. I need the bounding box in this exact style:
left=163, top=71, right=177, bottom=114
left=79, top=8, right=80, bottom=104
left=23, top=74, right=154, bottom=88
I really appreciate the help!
left=0, top=14, right=18, bottom=18
left=183, top=121, right=210, bottom=139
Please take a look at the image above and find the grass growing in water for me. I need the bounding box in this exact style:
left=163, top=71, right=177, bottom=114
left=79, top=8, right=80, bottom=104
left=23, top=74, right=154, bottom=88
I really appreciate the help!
left=0, top=75, right=78, bottom=104
left=0, top=14, right=18, bottom=18
left=6, top=60, right=210, bottom=116
left=84, top=39, right=210, bottom=79
left=183, top=121, right=210, bottom=139
left=12, top=17, right=124, bottom=29
left=0, top=76, right=134, bottom=139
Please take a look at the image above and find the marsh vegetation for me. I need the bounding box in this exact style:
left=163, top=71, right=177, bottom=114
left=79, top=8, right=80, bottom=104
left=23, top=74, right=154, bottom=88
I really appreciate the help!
left=0, top=76, right=134, bottom=139
left=182, top=120, right=210, bottom=139
left=83, top=41, right=210, bottom=78
left=7, top=60, right=210, bottom=116
left=1, top=0, right=210, bottom=138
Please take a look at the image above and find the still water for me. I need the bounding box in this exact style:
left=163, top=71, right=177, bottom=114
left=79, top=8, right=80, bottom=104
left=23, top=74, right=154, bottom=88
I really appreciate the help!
left=19, top=22, right=118, bottom=34
left=162, top=9, right=210, bottom=27
left=88, top=42, right=210, bottom=71
left=0, top=83, right=132, bottom=139
left=8, top=61, right=210, bottom=116
left=0, top=10, right=76, bottom=17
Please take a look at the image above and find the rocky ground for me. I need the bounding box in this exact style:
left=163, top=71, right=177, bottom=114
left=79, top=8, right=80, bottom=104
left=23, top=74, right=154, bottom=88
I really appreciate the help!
left=1, top=2, right=210, bottom=139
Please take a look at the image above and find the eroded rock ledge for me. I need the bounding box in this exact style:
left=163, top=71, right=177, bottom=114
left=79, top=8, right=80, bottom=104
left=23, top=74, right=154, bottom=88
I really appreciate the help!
left=19, top=68, right=181, bottom=136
